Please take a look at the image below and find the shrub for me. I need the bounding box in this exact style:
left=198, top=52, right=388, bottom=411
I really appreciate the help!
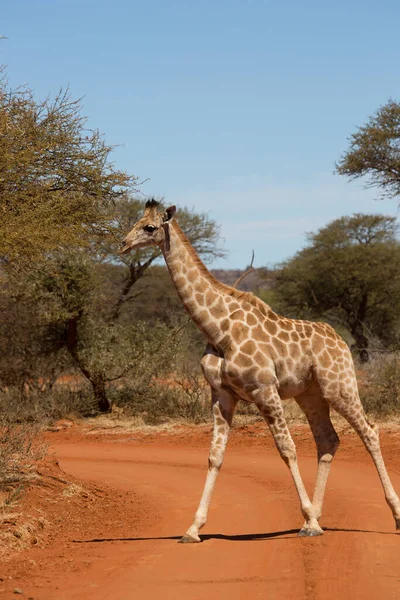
left=172, top=372, right=210, bottom=423
left=360, top=353, right=400, bottom=416
left=109, top=375, right=210, bottom=425
left=0, top=385, right=96, bottom=423
left=0, top=417, right=46, bottom=493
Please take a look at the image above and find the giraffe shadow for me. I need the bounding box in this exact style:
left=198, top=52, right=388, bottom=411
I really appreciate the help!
left=72, top=529, right=297, bottom=544
left=72, top=526, right=399, bottom=544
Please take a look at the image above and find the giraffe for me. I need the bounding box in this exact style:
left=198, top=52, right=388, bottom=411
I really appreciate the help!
left=120, top=199, right=400, bottom=542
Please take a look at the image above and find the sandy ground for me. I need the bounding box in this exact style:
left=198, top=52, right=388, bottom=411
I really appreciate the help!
left=2, top=421, right=400, bottom=599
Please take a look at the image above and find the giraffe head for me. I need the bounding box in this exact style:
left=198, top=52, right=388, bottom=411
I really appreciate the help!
left=119, top=199, right=176, bottom=254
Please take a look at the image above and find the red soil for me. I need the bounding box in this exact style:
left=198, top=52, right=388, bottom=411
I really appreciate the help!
left=2, top=421, right=400, bottom=599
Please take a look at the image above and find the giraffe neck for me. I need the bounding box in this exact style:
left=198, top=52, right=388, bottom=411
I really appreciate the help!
left=162, top=221, right=231, bottom=344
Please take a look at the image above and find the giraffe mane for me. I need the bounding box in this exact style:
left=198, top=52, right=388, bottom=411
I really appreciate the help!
left=145, top=198, right=160, bottom=210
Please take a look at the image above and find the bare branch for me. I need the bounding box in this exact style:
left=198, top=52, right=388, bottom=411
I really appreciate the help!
left=233, top=250, right=255, bottom=289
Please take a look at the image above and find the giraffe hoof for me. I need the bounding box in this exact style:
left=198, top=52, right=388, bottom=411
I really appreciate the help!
left=395, top=518, right=400, bottom=531
left=178, top=534, right=201, bottom=544
left=298, top=527, right=323, bottom=537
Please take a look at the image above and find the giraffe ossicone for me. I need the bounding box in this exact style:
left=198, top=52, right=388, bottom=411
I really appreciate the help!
left=121, top=200, right=400, bottom=542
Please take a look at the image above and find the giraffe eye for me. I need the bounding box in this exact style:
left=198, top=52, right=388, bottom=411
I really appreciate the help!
left=143, top=224, right=157, bottom=233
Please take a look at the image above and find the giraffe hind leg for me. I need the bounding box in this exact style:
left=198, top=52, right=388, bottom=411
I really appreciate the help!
left=255, top=387, right=322, bottom=537
left=325, top=386, right=400, bottom=529
left=295, top=386, right=339, bottom=535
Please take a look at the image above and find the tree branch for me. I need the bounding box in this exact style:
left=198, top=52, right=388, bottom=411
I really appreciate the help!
left=110, top=250, right=159, bottom=321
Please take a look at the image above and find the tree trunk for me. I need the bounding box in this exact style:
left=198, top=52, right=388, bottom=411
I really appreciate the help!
left=111, top=253, right=159, bottom=321
left=91, top=375, right=110, bottom=413
left=65, top=313, right=111, bottom=413
left=351, top=294, right=370, bottom=363
left=352, top=329, right=369, bottom=363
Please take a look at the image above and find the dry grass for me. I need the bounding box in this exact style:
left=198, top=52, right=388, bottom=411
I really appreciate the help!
left=62, top=483, right=88, bottom=498
left=0, top=422, right=47, bottom=491
left=0, top=514, right=46, bottom=558
left=0, top=489, right=48, bottom=559
left=78, top=397, right=359, bottom=435
left=0, top=419, right=49, bottom=557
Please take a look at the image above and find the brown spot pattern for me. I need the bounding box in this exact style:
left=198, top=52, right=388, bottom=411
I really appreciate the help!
left=241, top=340, right=256, bottom=355
left=246, top=313, right=257, bottom=326
left=278, top=330, right=290, bottom=342
left=221, top=318, right=230, bottom=332
left=231, top=310, right=245, bottom=321
left=231, top=322, right=248, bottom=344
left=206, top=290, right=217, bottom=304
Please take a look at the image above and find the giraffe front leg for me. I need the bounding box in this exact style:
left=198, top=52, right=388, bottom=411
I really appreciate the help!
left=179, top=388, right=237, bottom=543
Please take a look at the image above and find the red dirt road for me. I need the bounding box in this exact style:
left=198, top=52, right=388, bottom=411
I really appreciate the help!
left=5, top=425, right=400, bottom=599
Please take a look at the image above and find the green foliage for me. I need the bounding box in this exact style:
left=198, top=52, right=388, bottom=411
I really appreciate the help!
left=275, top=214, right=400, bottom=360
left=79, top=319, right=181, bottom=384
left=0, top=311, right=208, bottom=424
left=255, top=288, right=283, bottom=312
left=0, top=77, right=135, bottom=268
left=337, top=100, right=400, bottom=199
left=0, top=243, right=209, bottom=418
left=105, top=317, right=208, bottom=424
left=110, top=380, right=210, bottom=425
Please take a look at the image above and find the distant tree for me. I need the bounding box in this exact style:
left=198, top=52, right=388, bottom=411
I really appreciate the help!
left=0, top=76, right=135, bottom=269
left=336, top=100, right=400, bottom=200
left=275, top=214, right=400, bottom=362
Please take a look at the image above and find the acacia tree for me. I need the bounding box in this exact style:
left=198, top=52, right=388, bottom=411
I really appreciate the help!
left=336, top=100, right=400, bottom=200
left=0, top=77, right=136, bottom=268
left=274, top=214, right=400, bottom=362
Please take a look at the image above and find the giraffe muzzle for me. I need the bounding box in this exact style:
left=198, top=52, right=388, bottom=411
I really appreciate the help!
left=118, top=240, right=132, bottom=255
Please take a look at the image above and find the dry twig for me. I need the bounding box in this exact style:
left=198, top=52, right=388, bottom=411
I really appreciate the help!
left=233, top=250, right=255, bottom=289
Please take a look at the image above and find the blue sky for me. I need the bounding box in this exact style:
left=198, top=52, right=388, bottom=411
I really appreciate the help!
left=2, top=0, right=400, bottom=268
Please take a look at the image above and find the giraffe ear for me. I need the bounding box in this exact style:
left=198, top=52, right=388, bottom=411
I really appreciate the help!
left=163, top=205, right=176, bottom=222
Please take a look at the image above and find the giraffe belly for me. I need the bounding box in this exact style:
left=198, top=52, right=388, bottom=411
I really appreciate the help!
left=278, top=380, right=312, bottom=400
left=202, top=348, right=313, bottom=403
left=276, top=370, right=314, bottom=400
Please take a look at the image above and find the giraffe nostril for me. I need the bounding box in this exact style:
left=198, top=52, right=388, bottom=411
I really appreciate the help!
left=118, top=240, right=131, bottom=254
